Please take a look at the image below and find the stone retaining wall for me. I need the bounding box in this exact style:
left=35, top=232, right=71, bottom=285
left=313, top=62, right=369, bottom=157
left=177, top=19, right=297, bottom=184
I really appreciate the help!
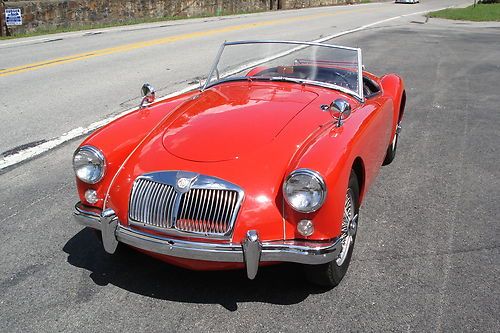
left=1, top=0, right=359, bottom=35
left=282, top=0, right=355, bottom=8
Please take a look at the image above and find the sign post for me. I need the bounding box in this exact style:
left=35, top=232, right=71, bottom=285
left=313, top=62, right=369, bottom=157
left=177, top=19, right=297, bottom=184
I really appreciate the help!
left=0, top=1, right=4, bottom=37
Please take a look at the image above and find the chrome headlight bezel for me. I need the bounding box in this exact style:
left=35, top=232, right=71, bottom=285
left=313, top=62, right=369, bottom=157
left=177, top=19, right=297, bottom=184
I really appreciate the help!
left=73, top=145, right=106, bottom=184
left=283, top=168, right=327, bottom=213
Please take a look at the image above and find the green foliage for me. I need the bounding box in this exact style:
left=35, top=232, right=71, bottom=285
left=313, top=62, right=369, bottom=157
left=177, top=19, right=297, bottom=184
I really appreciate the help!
left=429, top=3, right=500, bottom=21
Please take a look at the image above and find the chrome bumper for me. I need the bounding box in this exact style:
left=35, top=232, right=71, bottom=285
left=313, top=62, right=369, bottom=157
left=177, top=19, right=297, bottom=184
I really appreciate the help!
left=74, top=202, right=343, bottom=279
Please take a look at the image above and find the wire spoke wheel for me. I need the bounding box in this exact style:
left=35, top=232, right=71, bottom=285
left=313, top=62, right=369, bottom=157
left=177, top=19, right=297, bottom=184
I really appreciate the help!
left=337, top=188, right=356, bottom=266
left=391, top=127, right=398, bottom=149
left=304, top=171, right=359, bottom=288
left=383, top=122, right=401, bottom=165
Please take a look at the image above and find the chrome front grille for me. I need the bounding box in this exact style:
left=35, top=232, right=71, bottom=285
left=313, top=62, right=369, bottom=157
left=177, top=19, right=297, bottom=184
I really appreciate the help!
left=128, top=172, right=243, bottom=238
left=176, top=188, right=239, bottom=234
left=129, top=179, right=179, bottom=228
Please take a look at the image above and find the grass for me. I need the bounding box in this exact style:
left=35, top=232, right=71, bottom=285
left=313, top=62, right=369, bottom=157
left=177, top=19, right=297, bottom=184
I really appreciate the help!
left=0, top=9, right=267, bottom=40
left=429, top=3, right=500, bottom=22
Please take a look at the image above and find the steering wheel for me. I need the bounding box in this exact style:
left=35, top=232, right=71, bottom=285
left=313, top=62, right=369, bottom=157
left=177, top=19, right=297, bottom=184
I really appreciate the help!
left=329, top=71, right=354, bottom=89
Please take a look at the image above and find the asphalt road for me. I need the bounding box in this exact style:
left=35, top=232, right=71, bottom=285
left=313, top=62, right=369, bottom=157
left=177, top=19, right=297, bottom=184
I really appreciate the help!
left=1, top=1, right=499, bottom=332
left=0, top=0, right=468, bottom=156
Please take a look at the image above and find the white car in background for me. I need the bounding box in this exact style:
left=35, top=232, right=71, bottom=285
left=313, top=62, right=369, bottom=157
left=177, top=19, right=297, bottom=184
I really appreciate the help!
left=395, top=0, right=419, bottom=3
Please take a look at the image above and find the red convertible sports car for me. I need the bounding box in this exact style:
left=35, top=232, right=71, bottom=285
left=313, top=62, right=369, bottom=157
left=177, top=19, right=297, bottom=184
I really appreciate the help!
left=73, top=40, right=405, bottom=287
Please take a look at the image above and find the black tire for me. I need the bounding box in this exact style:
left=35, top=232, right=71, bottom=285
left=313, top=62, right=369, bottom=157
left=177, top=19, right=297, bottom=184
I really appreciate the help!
left=382, top=124, right=399, bottom=166
left=304, top=171, right=360, bottom=288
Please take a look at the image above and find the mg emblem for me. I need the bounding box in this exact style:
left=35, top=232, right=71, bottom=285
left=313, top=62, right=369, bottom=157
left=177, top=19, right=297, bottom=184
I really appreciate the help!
left=176, top=177, right=190, bottom=189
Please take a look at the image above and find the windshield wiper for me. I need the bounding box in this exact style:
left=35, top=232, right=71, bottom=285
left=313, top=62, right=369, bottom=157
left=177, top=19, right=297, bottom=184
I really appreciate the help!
left=269, top=76, right=305, bottom=84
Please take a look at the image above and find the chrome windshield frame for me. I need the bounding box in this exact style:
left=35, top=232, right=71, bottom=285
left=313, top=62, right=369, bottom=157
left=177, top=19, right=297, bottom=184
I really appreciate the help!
left=203, top=40, right=364, bottom=102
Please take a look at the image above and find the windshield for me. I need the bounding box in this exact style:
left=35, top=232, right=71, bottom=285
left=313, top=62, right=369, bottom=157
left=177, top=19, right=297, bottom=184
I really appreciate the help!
left=204, top=40, right=364, bottom=101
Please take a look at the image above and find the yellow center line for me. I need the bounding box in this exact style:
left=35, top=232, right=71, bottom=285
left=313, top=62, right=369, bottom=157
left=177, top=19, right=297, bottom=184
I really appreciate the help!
left=0, top=7, right=373, bottom=77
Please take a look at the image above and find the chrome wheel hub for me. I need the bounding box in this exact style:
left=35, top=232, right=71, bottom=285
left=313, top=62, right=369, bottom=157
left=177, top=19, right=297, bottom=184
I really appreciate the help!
left=336, top=188, right=357, bottom=266
left=392, top=123, right=401, bottom=149
left=347, top=214, right=357, bottom=237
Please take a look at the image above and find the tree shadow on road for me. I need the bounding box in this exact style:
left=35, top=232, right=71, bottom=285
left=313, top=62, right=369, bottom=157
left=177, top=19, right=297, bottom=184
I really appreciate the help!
left=63, top=228, right=329, bottom=311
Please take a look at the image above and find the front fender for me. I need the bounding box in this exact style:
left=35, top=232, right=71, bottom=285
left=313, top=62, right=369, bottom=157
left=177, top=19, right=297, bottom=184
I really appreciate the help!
left=283, top=124, right=354, bottom=241
left=281, top=95, right=392, bottom=241
left=75, top=92, right=198, bottom=208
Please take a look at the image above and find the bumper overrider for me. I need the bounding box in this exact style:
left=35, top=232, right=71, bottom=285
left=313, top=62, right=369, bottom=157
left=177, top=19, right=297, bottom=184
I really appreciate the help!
left=74, top=202, right=345, bottom=279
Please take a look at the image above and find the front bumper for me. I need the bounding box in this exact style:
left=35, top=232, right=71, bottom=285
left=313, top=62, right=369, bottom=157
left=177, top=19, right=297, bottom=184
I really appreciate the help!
left=74, top=202, right=343, bottom=279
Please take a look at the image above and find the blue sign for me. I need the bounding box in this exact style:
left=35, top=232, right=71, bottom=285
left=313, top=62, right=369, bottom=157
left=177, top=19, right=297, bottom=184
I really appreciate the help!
left=5, top=8, right=23, bottom=26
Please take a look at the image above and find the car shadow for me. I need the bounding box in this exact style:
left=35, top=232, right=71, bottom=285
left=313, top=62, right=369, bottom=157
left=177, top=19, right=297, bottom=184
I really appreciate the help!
left=63, top=228, right=329, bottom=311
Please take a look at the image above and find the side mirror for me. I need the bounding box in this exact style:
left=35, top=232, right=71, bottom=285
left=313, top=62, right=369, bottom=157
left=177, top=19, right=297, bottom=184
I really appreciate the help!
left=140, top=83, right=156, bottom=108
left=329, top=99, right=351, bottom=127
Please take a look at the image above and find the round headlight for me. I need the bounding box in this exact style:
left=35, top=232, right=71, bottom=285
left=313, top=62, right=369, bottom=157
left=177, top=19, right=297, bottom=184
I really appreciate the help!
left=73, top=146, right=106, bottom=184
left=283, top=169, right=326, bottom=213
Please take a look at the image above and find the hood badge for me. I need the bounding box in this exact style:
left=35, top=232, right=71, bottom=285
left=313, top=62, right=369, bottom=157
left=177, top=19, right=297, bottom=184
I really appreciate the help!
left=176, top=178, right=190, bottom=189
left=174, top=171, right=198, bottom=193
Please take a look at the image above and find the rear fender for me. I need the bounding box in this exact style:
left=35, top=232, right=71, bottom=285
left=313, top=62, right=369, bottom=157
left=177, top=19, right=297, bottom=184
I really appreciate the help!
left=380, top=74, right=405, bottom=137
left=246, top=66, right=268, bottom=77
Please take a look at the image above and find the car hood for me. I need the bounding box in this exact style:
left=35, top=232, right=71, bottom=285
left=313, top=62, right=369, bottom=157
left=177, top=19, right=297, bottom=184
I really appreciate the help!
left=162, top=82, right=318, bottom=162
left=104, top=82, right=348, bottom=242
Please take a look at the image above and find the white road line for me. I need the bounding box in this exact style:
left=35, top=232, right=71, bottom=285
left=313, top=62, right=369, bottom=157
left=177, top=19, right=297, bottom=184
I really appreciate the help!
left=0, top=84, right=198, bottom=170
left=0, top=6, right=454, bottom=172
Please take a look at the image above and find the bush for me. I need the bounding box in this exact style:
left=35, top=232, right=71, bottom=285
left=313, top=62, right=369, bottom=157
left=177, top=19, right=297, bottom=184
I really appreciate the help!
left=480, top=0, right=499, bottom=4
